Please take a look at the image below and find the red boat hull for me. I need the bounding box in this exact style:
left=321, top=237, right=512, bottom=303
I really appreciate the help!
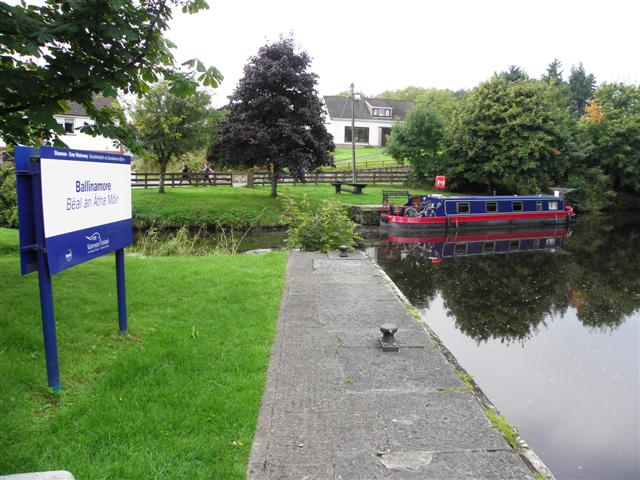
left=381, top=207, right=574, bottom=229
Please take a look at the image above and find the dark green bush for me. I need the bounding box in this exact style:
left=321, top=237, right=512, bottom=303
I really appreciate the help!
left=566, top=167, right=616, bottom=212
left=0, top=162, right=18, bottom=228
left=281, top=196, right=360, bottom=252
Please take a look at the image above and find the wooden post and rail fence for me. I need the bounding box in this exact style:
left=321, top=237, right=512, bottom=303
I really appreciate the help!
left=130, top=167, right=410, bottom=189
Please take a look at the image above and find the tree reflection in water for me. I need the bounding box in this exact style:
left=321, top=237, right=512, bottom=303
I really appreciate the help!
left=376, top=214, right=640, bottom=343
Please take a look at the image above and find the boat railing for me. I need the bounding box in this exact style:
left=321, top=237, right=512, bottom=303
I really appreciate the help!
left=382, top=190, right=410, bottom=205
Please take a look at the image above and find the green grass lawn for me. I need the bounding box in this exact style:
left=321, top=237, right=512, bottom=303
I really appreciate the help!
left=329, top=146, right=399, bottom=170
left=132, top=183, right=410, bottom=228
left=132, top=186, right=283, bottom=228
left=0, top=228, right=287, bottom=479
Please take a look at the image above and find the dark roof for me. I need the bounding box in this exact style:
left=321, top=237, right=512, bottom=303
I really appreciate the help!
left=323, top=96, right=414, bottom=121
left=63, top=96, right=116, bottom=117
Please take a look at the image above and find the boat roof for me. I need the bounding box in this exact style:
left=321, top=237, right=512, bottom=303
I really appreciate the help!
left=418, top=194, right=561, bottom=201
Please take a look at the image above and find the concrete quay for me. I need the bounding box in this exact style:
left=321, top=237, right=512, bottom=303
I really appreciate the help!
left=248, top=251, right=543, bottom=479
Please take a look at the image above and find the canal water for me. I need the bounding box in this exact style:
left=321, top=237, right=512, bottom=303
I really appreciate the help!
left=373, top=214, right=640, bottom=480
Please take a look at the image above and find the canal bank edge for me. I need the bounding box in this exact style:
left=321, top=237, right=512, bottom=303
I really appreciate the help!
left=250, top=251, right=541, bottom=479
left=368, top=253, right=556, bottom=480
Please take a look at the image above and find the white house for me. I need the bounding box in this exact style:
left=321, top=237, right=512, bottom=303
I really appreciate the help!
left=53, top=96, right=124, bottom=153
left=0, top=96, right=123, bottom=154
left=323, top=95, right=414, bottom=147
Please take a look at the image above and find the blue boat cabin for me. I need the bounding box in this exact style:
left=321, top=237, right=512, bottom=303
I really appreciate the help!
left=405, top=195, right=565, bottom=217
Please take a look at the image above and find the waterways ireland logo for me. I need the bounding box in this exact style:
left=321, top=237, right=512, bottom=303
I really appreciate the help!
left=85, top=232, right=110, bottom=253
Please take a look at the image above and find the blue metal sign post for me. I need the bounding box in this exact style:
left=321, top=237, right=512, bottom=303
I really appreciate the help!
left=16, top=146, right=133, bottom=391
left=116, top=249, right=128, bottom=334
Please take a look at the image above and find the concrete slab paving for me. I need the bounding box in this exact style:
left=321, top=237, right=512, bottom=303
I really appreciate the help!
left=340, top=347, right=464, bottom=391
left=248, top=251, right=536, bottom=480
left=334, top=450, right=534, bottom=480
left=0, top=473, right=75, bottom=480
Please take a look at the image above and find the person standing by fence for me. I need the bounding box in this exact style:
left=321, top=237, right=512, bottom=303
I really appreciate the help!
left=201, top=161, right=213, bottom=185
left=179, top=163, right=192, bottom=185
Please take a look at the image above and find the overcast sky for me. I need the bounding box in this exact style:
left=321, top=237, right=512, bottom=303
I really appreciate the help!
left=170, top=0, right=639, bottom=106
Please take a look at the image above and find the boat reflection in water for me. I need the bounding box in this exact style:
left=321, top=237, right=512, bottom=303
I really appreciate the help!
left=378, top=225, right=571, bottom=264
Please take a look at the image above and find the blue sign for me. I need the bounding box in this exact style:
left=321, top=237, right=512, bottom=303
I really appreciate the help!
left=15, top=146, right=39, bottom=275
left=17, top=146, right=133, bottom=275
left=15, top=145, right=132, bottom=391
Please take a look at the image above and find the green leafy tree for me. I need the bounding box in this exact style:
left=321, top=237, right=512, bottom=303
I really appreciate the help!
left=0, top=0, right=222, bottom=150
left=205, top=108, right=229, bottom=160
left=131, top=83, right=211, bottom=193
left=568, top=63, right=596, bottom=117
left=414, top=89, right=460, bottom=118
left=376, top=86, right=427, bottom=102
left=499, top=65, right=528, bottom=82
left=386, top=103, right=446, bottom=183
left=211, top=37, right=334, bottom=197
left=582, top=83, right=640, bottom=195
left=448, top=76, right=573, bottom=193
left=542, top=58, right=564, bottom=85
left=376, top=87, right=461, bottom=114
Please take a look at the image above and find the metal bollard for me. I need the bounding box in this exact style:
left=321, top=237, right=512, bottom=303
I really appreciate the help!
left=379, top=323, right=399, bottom=352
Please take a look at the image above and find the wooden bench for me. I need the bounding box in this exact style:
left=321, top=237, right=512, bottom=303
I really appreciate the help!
left=382, top=190, right=410, bottom=204
left=331, top=182, right=368, bottom=194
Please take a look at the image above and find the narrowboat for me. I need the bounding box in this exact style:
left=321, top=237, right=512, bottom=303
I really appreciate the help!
left=378, top=225, right=571, bottom=263
left=381, top=192, right=575, bottom=229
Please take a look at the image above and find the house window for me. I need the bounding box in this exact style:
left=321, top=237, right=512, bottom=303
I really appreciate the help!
left=549, top=201, right=559, bottom=211
left=486, top=201, right=497, bottom=212
left=536, top=200, right=543, bottom=211
left=57, top=118, right=75, bottom=134
left=344, top=127, right=369, bottom=143
left=457, top=202, right=470, bottom=214
left=512, top=201, right=523, bottom=212
left=372, top=108, right=392, bottom=117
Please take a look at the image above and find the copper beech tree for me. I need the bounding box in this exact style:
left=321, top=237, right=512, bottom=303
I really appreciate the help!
left=210, top=37, right=334, bottom=197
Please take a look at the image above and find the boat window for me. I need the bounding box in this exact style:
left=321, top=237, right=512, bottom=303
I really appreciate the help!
left=483, top=242, right=495, bottom=252
left=457, top=202, right=470, bottom=214
left=454, top=243, right=467, bottom=255
left=512, top=201, right=523, bottom=212
left=545, top=238, right=557, bottom=247
left=536, top=200, right=543, bottom=211
left=532, top=239, right=541, bottom=249
left=549, top=201, right=559, bottom=210
left=509, top=240, right=520, bottom=250
left=486, top=201, right=497, bottom=212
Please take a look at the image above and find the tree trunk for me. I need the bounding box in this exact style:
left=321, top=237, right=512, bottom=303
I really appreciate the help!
left=270, top=167, right=278, bottom=197
left=158, top=163, right=166, bottom=194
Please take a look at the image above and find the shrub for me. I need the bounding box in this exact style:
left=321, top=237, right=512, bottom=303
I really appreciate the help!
left=281, top=196, right=361, bottom=252
left=132, top=225, right=205, bottom=256
left=0, top=162, right=18, bottom=228
left=566, top=167, right=616, bottom=212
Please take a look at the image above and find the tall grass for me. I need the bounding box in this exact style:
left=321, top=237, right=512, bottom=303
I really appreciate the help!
left=132, top=209, right=268, bottom=256
left=133, top=225, right=209, bottom=256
